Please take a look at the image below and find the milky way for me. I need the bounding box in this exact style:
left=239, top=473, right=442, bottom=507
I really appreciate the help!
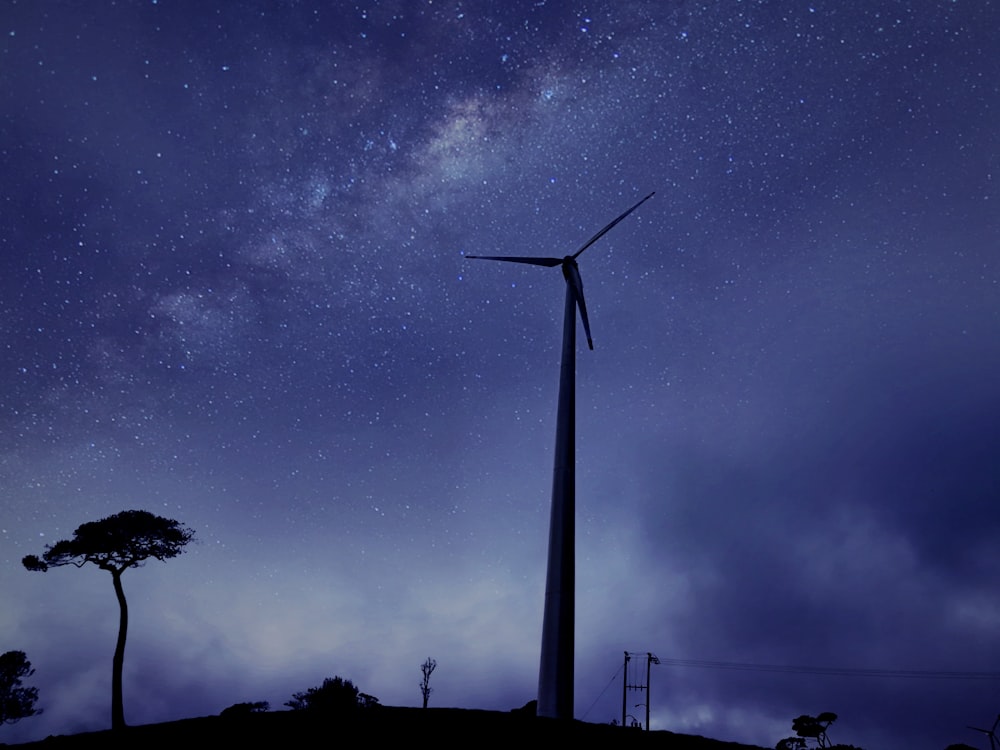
left=3, top=2, right=999, bottom=747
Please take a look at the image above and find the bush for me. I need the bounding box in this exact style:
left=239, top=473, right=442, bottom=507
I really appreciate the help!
left=285, top=676, right=378, bottom=714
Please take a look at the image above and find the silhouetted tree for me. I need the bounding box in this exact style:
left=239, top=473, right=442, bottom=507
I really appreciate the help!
left=777, top=712, right=865, bottom=750
left=1, top=651, right=42, bottom=725
left=220, top=700, right=269, bottom=717
left=419, top=657, right=436, bottom=709
left=358, top=692, right=380, bottom=709
left=286, top=676, right=378, bottom=714
left=22, top=509, right=194, bottom=730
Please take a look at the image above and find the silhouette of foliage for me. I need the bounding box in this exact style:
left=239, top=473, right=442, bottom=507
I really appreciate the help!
left=22, top=509, right=194, bottom=730
left=795, top=712, right=837, bottom=746
left=221, top=701, right=269, bottom=717
left=1, top=651, right=42, bottom=726
left=777, top=712, right=864, bottom=750
left=420, top=657, right=437, bottom=709
left=286, top=676, right=378, bottom=714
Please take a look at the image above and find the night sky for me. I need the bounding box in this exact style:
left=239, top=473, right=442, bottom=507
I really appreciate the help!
left=2, top=2, right=998, bottom=747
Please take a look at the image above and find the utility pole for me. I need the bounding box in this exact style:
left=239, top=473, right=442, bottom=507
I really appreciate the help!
left=622, top=651, right=660, bottom=730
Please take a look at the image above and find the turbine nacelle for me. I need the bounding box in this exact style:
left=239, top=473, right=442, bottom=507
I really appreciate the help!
left=466, top=191, right=654, bottom=351
left=968, top=713, right=1000, bottom=750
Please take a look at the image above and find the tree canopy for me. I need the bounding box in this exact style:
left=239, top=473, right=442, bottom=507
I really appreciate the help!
left=1, top=651, right=42, bottom=726
left=23, top=509, right=194, bottom=574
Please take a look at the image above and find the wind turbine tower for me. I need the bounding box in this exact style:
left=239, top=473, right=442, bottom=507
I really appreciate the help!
left=468, top=191, right=654, bottom=719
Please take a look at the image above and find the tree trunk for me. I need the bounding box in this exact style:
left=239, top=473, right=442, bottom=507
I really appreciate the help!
left=111, top=571, right=128, bottom=730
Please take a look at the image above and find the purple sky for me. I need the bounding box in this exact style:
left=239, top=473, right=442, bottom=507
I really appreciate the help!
left=2, top=2, right=999, bottom=747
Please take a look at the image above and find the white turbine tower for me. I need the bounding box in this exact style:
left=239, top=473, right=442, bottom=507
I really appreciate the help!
left=467, top=191, right=654, bottom=719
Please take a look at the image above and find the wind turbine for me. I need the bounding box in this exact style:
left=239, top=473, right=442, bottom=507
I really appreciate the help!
left=968, top=713, right=1000, bottom=750
left=467, top=191, right=654, bottom=719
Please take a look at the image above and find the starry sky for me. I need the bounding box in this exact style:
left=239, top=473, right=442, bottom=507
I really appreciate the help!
left=2, top=1, right=998, bottom=747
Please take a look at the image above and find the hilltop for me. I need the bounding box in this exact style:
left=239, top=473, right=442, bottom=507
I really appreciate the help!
left=5, top=706, right=768, bottom=749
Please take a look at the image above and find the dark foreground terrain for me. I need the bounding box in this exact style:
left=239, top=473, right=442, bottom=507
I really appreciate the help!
left=5, top=706, right=768, bottom=749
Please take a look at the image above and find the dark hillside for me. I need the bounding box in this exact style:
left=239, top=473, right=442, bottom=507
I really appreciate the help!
left=5, top=707, right=768, bottom=749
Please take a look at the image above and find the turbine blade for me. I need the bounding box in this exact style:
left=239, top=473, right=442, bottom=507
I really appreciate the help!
left=466, top=255, right=563, bottom=267
left=571, top=191, right=655, bottom=259
left=576, top=288, right=594, bottom=351
left=564, top=263, right=594, bottom=350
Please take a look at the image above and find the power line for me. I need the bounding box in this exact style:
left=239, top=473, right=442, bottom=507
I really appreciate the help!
left=580, top=661, right=626, bottom=721
left=659, top=657, right=1000, bottom=681
left=582, top=653, right=1000, bottom=726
